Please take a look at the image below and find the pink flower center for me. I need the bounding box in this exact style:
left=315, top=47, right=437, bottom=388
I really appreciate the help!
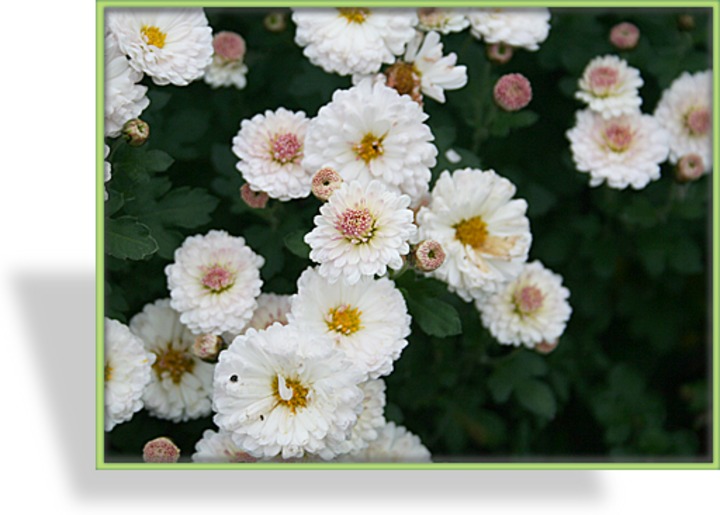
left=685, top=107, right=710, bottom=136
left=588, top=66, right=619, bottom=95
left=213, top=31, right=246, bottom=61
left=336, top=207, right=375, bottom=243
left=604, top=123, right=633, bottom=152
left=271, top=133, right=302, bottom=163
left=201, top=264, right=235, bottom=292
left=514, top=285, right=544, bottom=314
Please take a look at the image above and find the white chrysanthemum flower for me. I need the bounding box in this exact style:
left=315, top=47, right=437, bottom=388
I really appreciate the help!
left=304, top=180, right=417, bottom=284
left=575, top=55, right=643, bottom=119
left=129, top=299, right=215, bottom=422
left=567, top=109, right=669, bottom=189
left=221, top=292, right=292, bottom=343
left=213, top=323, right=365, bottom=460
left=416, top=169, right=532, bottom=302
left=104, top=318, right=154, bottom=431
left=104, top=144, right=112, bottom=200
left=468, top=8, right=551, bottom=51
left=292, top=8, right=417, bottom=76
left=289, top=267, right=410, bottom=379
left=344, top=380, right=387, bottom=453
left=232, top=108, right=311, bottom=201
left=107, top=8, right=213, bottom=86
left=203, top=31, right=249, bottom=89
left=342, top=421, right=432, bottom=462
left=303, top=79, right=437, bottom=202
left=416, top=8, right=469, bottom=34
left=478, top=261, right=572, bottom=348
left=165, top=230, right=264, bottom=335
left=192, top=429, right=257, bottom=463
left=398, top=31, right=468, bottom=103
left=653, top=70, right=713, bottom=172
left=104, top=32, right=149, bottom=138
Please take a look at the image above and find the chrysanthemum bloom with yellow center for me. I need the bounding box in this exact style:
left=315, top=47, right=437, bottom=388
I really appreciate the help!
left=213, top=324, right=365, bottom=460
left=291, top=8, right=417, bottom=76
left=104, top=318, right=155, bottom=431
left=478, top=261, right=572, bottom=348
left=653, top=70, right=713, bottom=174
left=468, top=8, right=551, bottom=51
left=165, top=230, right=264, bottom=336
left=416, top=168, right=532, bottom=302
left=575, top=55, right=643, bottom=119
left=289, top=267, right=411, bottom=380
left=107, top=8, right=213, bottom=86
left=303, top=79, right=437, bottom=203
left=304, top=180, right=417, bottom=285
left=232, top=108, right=312, bottom=201
left=567, top=109, right=669, bottom=189
left=129, top=299, right=215, bottom=423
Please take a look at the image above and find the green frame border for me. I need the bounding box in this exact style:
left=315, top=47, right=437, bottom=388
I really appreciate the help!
left=96, top=0, right=720, bottom=470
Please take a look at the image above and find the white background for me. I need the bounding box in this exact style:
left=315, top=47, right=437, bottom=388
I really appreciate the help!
left=0, top=1, right=716, bottom=512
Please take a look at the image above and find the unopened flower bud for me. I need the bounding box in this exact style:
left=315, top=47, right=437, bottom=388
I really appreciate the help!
left=311, top=167, right=343, bottom=201
left=143, top=437, right=180, bottom=463
left=675, top=154, right=705, bottom=182
left=213, top=31, right=246, bottom=62
left=487, top=43, right=513, bottom=64
left=610, top=22, right=640, bottom=50
left=493, top=73, right=532, bottom=112
left=240, top=184, right=269, bottom=208
left=413, top=240, right=446, bottom=272
left=535, top=339, right=559, bottom=354
left=122, top=119, right=149, bottom=147
left=677, top=14, right=695, bottom=31
left=264, top=11, right=287, bottom=32
left=192, top=334, right=226, bottom=363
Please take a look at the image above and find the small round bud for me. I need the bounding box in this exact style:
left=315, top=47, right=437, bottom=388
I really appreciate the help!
left=493, top=73, right=532, bottom=112
left=213, top=31, right=246, bottom=62
left=192, top=334, right=226, bottom=363
left=264, top=11, right=287, bottom=32
left=675, top=154, right=705, bottom=182
left=677, top=14, right=695, bottom=31
left=609, top=22, right=640, bottom=50
left=143, top=437, right=180, bottom=463
left=122, top=119, right=149, bottom=147
left=535, top=339, right=559, bottom=355
left=487, top=43, right=513, bottom=64
left=413, top=240, right=446, bottom=272
left=240, top=184, right=269, bottom=209
left=311, top=167, right=343, bottom=201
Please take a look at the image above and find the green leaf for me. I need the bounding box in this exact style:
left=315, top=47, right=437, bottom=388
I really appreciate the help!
left=487, top=367, right=515, bottom=403
left=515, top=378, right=557, bottom=419
left=403, top=291, right=462, bottom=338
left=487, top=110, right=539, bottom=138
left=142, top=149, right=175, bottom=172
left=284, top=229, right=311, bottom=259
left=106, top=217, right=158, bottom=260
left=133, top=187, right=219, bottom=229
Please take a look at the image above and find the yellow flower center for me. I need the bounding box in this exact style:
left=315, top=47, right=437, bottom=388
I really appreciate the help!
left=272, top=374, right=309, bottom=414
left=454, top=216, right=489, bottom=250
left=152, top=343, right=195, bottom=384
left=338, top=7, right=370, bottom=23
left=104, top=363, right=113, bottom=382
left=326, top=304, right=363, bottom=336
left=141, top=25, right=167, bottom=49
left=354, top=133, right=384, bottom=163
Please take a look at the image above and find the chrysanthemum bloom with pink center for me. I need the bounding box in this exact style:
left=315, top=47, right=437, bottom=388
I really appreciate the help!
left=143, top=437, right=180, bottom=463
left=413, top=240, right=446, bottom=272
left=468, top=8, right=551, bottom=51
left=493, top=73, right=532, bottom=111
left=567, top=109, right=669, bottom=190
left=676, top=154, right=705, bottom=182
left=478, top=261, right=572, bottom=348
left=576, top=55, right=643, bottom=119
left=240, top=183, right=269, bottom=209
left=165, top=230, right=264, bottom=335
left=232, top=108, right=311, bottom=201
left=204, top=31, right=249, bottom=89
left=303, top=79, right=437, bottom=203
left=292, top=8, right=417, bottom=76
left=610, top=22, right=640, bottom=50
left=311, top=167, right=344, bottom=201
left=416, top=168, right=532, bottom=302
left=304, top=180, right=417, bottom=284
left=653, top=70, right=713, bottom=174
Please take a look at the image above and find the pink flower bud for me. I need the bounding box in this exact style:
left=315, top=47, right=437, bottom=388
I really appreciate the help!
left=535, top=339, right=559, bottom=354
left=413, top=240, right=446, bottom=272
left=493, top=73, right=532, bottom=112
left=487, top=43, right=513, bottom=64
left=143, top=437, right=180, bottom=463
left=240, top=184, right=269, bottom=208
left=192, top=334, right=225, bottom=363
left=122, top=119, right=149, bottom=147
left=213, top=31, right=246, bottom=62
left=675, top=154, right=705, bottom=182
left=610, top=22, right=640, bottom=50
left=311, top=167, right=343, bottom=201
